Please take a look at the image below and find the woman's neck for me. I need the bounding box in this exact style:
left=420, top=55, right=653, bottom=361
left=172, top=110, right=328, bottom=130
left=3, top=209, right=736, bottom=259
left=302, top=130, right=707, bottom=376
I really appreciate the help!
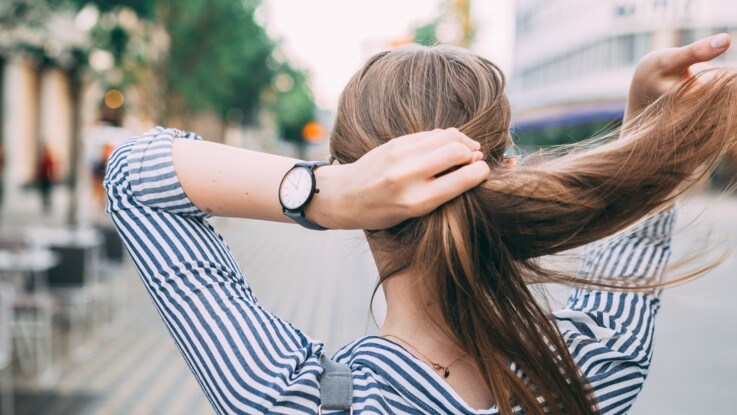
left=379, top=268, right=463, bottom=364
left=378, top=268, right=495, bottom=410
left=367, top=234, right=458, bottom=354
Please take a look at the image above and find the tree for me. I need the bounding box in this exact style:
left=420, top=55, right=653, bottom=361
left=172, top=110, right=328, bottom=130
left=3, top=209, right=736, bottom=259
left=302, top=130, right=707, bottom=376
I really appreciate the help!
left=7, top=0, right=317, bottom=139
left=157, top=0, right=275, bottom=124
left=271, top=64, right=315, bottom=143
left=71, top=0, right=316, bottom=138
left=411, top=0, right=476, bottom=47
left=414, top=22, right=438, bottom=46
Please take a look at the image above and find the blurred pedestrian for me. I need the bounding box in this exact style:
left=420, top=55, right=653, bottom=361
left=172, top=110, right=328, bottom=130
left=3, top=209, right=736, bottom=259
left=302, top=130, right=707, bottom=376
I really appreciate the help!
left=36, top=144, right=56, bottom=214
left=92, top=144, right=115, bottom=209
left=84, top=99, right=131, bottom=222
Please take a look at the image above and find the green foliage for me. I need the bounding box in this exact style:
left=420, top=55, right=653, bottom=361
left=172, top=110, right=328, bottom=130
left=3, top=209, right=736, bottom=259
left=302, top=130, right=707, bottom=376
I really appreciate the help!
left=271, top=66, right=315, bottom=143
left=68, top=0, right=156, bottom=19
left=161, top=0, right=275, bottom=120
left=414, top=23, right=438, bottom=46
left=22, top=0, right=316, bottom=141
left=410, top=0, right=475, bottom=48
left=0, top=0, right=56, bottom=29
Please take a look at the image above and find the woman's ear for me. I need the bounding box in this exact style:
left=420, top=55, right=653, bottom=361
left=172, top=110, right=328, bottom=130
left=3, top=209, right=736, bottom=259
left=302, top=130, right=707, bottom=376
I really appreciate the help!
left=505, top=157, right=518, bottom=169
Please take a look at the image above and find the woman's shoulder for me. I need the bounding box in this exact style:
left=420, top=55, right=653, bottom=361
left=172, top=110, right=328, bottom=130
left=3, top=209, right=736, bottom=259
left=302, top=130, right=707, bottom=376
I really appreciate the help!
left=330, top=336, right=499, bottom=414
left=331, top=335, right=387, bottom=365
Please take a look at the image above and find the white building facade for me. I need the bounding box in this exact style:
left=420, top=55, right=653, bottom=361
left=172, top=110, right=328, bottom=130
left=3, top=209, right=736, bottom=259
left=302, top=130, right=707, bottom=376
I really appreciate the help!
left=509, top=0, right=737, bottom=131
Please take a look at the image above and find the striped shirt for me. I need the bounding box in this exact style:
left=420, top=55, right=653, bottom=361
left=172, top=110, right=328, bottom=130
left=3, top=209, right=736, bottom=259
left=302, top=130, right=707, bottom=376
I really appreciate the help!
left=105, top=127, right=675, bottom=414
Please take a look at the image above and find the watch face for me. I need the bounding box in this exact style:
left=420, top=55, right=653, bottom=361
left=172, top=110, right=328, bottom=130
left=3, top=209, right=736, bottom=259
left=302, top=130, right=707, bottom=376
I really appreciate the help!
left=279, top=166, right=314, bottom=210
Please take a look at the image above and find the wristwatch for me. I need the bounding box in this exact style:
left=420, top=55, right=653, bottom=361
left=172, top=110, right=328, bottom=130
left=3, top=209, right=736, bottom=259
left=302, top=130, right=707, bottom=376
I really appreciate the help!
left=278, top=161, right=329, bottom=230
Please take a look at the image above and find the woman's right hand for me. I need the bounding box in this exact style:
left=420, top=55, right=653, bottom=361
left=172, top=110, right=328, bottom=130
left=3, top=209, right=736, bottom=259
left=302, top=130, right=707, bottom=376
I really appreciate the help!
left=308, top=128, right=489, bottom=230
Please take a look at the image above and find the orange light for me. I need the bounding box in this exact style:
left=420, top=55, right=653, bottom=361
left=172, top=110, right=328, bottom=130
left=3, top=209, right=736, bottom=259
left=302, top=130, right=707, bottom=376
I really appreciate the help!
left=104, top=89, right=125, bottom=109
left=389, top=37, right=413, bottom=48
left=302, top=121, right=325, bottom=143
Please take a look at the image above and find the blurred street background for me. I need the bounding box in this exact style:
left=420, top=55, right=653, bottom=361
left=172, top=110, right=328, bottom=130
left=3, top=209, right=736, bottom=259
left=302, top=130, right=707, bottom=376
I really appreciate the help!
left=0, top=0, right=735, bottom=414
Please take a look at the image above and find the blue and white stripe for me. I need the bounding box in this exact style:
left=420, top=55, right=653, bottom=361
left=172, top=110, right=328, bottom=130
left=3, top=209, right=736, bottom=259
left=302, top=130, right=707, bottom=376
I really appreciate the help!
left=105, top=127, right=675, bottom=414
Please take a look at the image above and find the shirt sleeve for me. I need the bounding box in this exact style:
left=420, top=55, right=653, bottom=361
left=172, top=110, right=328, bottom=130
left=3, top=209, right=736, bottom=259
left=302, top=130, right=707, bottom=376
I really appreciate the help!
left=553, top=208, right=676, bottom=414
left=104, top=127, right=324, bottom=414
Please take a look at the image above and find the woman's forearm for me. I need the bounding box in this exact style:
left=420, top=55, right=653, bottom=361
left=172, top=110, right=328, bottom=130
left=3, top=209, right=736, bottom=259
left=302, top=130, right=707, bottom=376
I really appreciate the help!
left=172, top=138, right=298, bottom=223
left=172, top=138, right=357, bottom=229
left=172, top=129, right=490, bottom=230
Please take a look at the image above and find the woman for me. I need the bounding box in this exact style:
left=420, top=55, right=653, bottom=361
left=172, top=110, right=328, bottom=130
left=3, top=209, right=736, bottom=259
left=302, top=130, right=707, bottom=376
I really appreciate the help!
left=105, top=34, right=735, bottom=414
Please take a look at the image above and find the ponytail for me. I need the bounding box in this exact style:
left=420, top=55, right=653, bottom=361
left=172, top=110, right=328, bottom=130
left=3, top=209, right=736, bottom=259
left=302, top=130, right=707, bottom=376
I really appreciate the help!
left=486, top=69, right=737, bottom=260
left=414, top=195, right=596, bottom=414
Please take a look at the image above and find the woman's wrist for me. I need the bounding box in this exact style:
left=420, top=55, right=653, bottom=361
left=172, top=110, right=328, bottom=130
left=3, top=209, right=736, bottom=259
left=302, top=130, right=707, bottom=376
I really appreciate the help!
left=304, top=164, right=352, bottom=230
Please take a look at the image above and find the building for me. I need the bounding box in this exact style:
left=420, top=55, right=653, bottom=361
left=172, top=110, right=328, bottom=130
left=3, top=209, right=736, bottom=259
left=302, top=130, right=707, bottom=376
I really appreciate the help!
left=509, top=0, right=737, bottom=145
left=0, top=6, right=162, bottom=223
left=0, top=11, right=89, bottom=208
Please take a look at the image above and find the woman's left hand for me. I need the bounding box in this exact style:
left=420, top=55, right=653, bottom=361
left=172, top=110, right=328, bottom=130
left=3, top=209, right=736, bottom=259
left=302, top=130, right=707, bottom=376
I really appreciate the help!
left=625, top=33, right=731, bottom=120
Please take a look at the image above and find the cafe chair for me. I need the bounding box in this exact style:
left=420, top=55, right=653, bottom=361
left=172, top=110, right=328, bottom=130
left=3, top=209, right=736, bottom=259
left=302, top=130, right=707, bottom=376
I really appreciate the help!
left=0, top=281, right=15, bottom=415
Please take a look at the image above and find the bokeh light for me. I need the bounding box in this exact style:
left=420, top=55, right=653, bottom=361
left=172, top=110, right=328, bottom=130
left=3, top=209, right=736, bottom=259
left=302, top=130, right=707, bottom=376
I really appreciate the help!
left=104, top=89, right=125, bottom=109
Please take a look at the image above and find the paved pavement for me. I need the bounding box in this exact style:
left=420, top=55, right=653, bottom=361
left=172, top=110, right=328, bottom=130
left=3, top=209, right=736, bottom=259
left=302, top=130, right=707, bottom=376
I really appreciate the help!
left=3, top=186, right=736, bottom=414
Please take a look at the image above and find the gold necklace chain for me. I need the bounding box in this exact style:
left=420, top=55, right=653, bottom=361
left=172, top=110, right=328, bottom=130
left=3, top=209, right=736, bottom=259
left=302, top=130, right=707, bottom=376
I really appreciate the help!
left=382, top=334, right=465, bottom=378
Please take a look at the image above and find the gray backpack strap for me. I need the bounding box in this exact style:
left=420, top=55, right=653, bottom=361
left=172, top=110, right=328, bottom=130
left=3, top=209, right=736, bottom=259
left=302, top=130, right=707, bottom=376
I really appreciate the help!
left=318, top=353, right=353, bottom=414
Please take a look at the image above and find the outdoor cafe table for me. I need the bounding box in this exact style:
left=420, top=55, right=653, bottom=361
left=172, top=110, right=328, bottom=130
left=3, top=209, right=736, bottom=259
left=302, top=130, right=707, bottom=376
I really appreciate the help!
left=0, top=248, right=59, bottom=387
left=24, top=227, right=103, bottom=289
left=25, top=227, right=104, bottom=363
left=25, top=227, right=103, bottom=255
left=0, top=248, right=58, bottom=290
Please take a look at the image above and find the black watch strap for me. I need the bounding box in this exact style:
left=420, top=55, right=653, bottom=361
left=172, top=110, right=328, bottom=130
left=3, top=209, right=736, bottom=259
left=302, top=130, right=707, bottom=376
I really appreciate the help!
left=284, top=211, right=329, bottom=231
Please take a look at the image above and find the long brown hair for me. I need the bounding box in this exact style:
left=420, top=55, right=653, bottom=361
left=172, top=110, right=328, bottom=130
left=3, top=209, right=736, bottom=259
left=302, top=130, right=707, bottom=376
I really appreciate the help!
left=329, top=44, right=737, bottom=415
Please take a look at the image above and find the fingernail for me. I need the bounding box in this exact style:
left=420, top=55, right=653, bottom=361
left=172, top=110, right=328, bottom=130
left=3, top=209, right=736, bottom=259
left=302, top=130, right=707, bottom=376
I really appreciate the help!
left=711, top=34, right=728, bottom=49
left=473, top=140, right=481, bottom=149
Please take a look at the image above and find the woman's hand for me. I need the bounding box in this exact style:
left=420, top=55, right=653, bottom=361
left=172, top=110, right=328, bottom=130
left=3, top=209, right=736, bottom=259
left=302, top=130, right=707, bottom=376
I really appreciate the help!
left=625, top=33, right=731, bottom=120
left=307, top=128, right=489, bottom=230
